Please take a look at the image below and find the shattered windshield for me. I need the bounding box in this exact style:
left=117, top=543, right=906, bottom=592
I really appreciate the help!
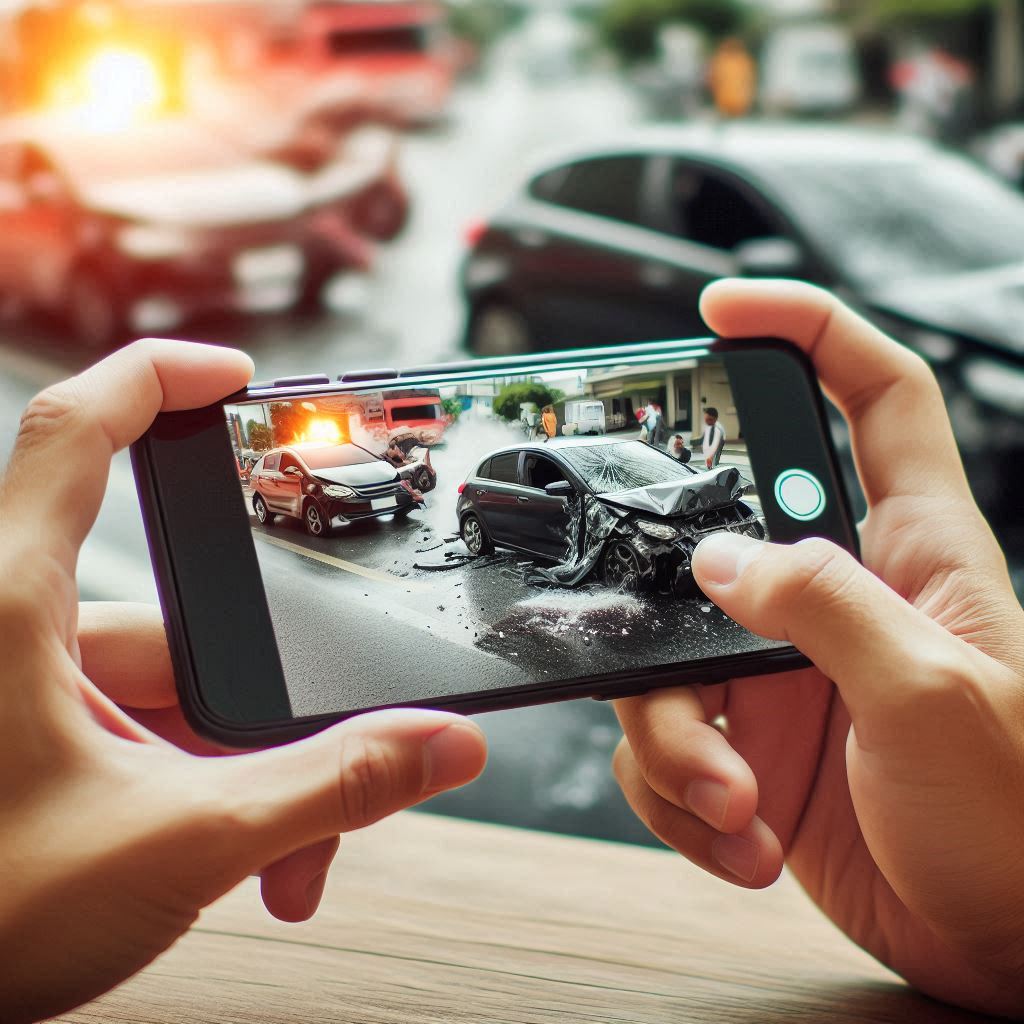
left=559, top=441, right=695, bottom=493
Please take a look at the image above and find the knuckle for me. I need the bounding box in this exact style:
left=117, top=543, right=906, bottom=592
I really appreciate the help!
left=336, top=733, right=407, bottom=828
left=17, top=383, right=83, bottom=446
left=779, top=538, right=859, bottom=611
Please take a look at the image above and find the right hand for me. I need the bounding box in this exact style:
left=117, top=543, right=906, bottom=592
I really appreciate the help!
left=0, top=338, right=488, bottom=1023
left=613, top=280, right=1024, bottom=1016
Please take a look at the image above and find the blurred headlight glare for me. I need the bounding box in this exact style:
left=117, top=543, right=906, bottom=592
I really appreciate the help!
left=117, top=224, right=191, bottom=260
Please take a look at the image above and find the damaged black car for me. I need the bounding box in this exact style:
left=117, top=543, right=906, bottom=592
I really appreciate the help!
left=456, top=437, right=764, bottom=595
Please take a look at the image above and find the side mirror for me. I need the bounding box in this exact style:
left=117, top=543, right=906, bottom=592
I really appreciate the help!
left=544, top=480, right=574, bottom=497
left=734, top=236, right=804, bottom=278
left=284, top=466, right=302, bottom=476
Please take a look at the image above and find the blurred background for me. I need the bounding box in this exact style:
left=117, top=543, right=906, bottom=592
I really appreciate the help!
left=0, top=0, right=1021, bottom=845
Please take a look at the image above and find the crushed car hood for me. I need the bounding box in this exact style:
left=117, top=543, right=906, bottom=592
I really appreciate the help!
left=314, top=462, right=398, bottom=487
left=598, top=466, right=744, bottom=518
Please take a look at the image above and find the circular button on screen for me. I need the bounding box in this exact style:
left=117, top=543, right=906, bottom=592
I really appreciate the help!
left=774, top=469, right=826, bottom=521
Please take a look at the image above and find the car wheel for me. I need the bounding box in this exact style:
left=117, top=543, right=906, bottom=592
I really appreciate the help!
left=66, top=267, right=123, bottom=350
left=304, top=501, right=330, bottom=537
left=253, top=494, right=271, bottom=526
left=460, top=513, right=494, bottom=555
left=601, top=540, right=643, bottom=594
left=467, top=303, right=532, bottom=356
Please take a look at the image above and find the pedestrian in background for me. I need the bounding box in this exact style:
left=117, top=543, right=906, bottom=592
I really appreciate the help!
left=708, top=37, right=757, bottom=119
left=541, top=404, right=557, bottom=443
left=668, top=434, right=691, bottom=463
left=701, top=407, right=724, bottom=469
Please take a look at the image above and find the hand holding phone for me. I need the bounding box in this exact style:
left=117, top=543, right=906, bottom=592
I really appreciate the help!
left=0, top=339, right=486, bottom=1022
left=614, top=279, right=1024, bottom=1017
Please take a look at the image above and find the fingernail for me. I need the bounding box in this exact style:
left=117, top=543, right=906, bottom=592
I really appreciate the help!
left=712, top=834, right=759, bottom=882
left=424, top=723, right=484, bottom=792
left=694, top=533, right=764, bottom=586
left=305, top=869, right=328, bottom=916
left=686, top=779, right=730, bottom=830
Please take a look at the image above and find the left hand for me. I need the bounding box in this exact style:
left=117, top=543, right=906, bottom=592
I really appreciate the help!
left=0, top=340, right=487, bottom=1023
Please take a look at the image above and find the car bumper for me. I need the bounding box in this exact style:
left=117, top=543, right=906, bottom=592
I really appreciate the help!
left=325, top=489, right=416, bottom=523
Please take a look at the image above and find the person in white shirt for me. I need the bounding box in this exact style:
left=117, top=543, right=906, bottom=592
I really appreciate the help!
left=643, top=402, right=659, bottom=445
left=701, top=407, right=724, bottom=468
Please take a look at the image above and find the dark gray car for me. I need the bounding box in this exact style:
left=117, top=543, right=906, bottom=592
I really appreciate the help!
left=456, top=436, right=763, bottom=594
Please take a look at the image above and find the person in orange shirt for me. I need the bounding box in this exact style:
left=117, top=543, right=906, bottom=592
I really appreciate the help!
left=708, top=37, right=757, bottom=118
left=541, top=404, right=558, bottom=442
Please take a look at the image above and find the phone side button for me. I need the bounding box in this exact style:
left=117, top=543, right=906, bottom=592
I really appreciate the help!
left=340, top=368, right=399, bottom=382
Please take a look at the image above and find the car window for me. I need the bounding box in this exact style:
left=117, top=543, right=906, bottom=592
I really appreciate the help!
left=475, top=457, right=491, bottom=479
left=523, top=454, right=568, bottom=491
left=484, top=452, right=520, bottom=483
left=530, top=156, right=648, bottom=227
left=279, top=453, right=300, bottom=473
left=263, top=453, right=281, bottom=471
left=251, top=456, right=265, bottom=475
left=668, top=162, right=780, bottom=251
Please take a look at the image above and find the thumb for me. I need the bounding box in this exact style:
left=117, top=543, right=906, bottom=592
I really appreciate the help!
left=692, top=533, right=966, bottom=740
left=213, top=709, right=487, bottom=869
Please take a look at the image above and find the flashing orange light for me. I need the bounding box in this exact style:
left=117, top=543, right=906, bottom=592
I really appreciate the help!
left=75, top=48, right=164, bottom=132
left=293, top=418, right=346, bottom=445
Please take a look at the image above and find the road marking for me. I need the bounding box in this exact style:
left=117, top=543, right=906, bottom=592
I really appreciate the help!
left=255, top=533, right=431, bottom=590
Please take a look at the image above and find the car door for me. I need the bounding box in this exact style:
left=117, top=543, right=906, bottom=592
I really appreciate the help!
left=277, top=452, right=306, bottom=517
left=471, top=450, right=526, bottom=546
left=518, top=453, right=576, bottom=561
left=509, top=154, right=734, bottom=346
left=258, top=452, right=284, bottom=510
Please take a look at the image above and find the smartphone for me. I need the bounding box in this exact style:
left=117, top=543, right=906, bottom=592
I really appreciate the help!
left=132, top=337, right=858, bottom=747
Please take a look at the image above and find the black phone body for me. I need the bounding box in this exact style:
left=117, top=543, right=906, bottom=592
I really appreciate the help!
left=132, top=337, right=858, bottom=747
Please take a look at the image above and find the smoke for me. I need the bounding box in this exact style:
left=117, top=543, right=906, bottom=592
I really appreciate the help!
left=415, top=415, right=525, bottom=537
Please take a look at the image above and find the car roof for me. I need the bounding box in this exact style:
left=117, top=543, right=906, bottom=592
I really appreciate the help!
left=520, top=121, right=940, bottom=183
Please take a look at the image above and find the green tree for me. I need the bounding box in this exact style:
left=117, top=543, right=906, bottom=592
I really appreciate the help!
left=246, top=421, right=273, bottom=452
left=441, top=397, right=463, bottom=422
left=493, top=382, right=565, bottom=422
left=597, top=0, right=747, bottom=64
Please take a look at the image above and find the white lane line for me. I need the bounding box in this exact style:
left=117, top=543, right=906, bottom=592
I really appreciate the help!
left=255, top=532, right=431, bottom=590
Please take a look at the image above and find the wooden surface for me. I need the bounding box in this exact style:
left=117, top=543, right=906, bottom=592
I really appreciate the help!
left=57, top=812, right=993, bottom=1023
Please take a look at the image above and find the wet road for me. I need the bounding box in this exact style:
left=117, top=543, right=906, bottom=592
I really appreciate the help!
left=249, top=498, right=784, bottom=719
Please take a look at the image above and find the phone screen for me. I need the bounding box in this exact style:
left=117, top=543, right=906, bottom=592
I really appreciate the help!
left=223, top=348, right=797, bottom=717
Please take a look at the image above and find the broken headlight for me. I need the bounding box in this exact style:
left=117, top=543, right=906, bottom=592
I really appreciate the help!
left=323, top=484, right=356, bottom=498
left=636, top=520, right=679, bottom=542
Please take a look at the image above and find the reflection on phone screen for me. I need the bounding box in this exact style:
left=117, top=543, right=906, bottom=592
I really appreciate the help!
left=224, top=351, right=787, bottom=716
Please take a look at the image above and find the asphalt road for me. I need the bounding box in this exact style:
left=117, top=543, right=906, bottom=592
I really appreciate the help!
left=248, top=486, right=782, bottom=719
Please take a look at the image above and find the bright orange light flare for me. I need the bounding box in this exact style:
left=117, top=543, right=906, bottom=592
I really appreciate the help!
left=77, top=48, right=164, bottom=131
left=293, top=417, right=346, bottom=445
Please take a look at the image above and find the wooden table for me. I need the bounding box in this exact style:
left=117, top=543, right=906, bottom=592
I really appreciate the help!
left=58, top=812, right=992, bottom=1023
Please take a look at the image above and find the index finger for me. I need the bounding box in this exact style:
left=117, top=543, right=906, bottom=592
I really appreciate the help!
left=699, top=278, right=971, bottom=506
left=2, top=338, right=253, bottom=568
